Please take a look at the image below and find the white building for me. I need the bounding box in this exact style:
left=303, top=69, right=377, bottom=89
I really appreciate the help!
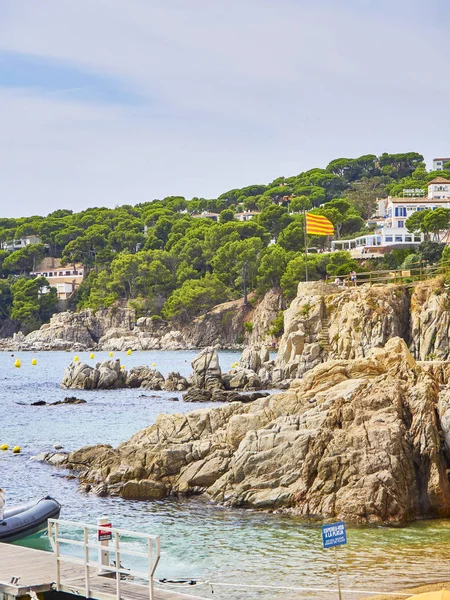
left=1, top=235, right=42, bottom=252
left=332, top=177, right=450, bottom=256
left=433, top=158, right=450, bottom=171
left=427, top=176, right=450, bottom=199
left=235, top=211, right=260, bottom=222
left=191, top=212, right=220, bottom=222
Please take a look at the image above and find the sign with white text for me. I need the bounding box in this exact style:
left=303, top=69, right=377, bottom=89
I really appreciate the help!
left=98, top=523, right=112, bottom=541
left=322, top=522, right=347, bottom=549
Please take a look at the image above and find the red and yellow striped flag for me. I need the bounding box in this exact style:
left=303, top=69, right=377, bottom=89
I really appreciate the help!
left=305, top=212, right=334, bottom=236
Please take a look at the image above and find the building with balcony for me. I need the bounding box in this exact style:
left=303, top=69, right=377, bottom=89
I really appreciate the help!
left=433, top=158, right=450, bottom=171
left=1, top=235, right=42, bottom=252
left=31, top=257, right=85, bottom=300
left=332, top=182, right=450, bottom=256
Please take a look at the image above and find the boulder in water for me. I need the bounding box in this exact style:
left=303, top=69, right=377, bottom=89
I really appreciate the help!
left=191, top=347, right=223, bottom=390
left=183, top=388, right=212, bottom=402
left=126, top=367, right=165, bottom=390
left=61, top=359, right=126, bottom=390
left=163, top=372, right=189, bottom=391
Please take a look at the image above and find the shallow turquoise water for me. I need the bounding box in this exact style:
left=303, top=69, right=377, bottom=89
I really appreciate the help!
left=2, top=350, right=450, bottom=599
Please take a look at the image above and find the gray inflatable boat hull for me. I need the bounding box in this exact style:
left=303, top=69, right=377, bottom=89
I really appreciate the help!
left=0, top=496, right=61, bottom=542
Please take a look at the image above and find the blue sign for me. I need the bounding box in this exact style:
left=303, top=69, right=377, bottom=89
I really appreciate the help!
left=322, top=522, right=347, bottom=549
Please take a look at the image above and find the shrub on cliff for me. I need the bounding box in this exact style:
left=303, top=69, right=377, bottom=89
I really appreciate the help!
left=162, top=274, right=232, bottom=322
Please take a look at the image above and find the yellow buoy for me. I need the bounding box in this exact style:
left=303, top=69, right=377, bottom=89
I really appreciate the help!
left=13, top=446, right=21, bottom=454
left=151, top=363, right=156, bottom=367
left=74, top=355, right=79, bottom=362
left=90, top=353, right=95, bottom=359
left=14, top=359, right=21, bottom=368
left=31, top=358, right=37, bottom=366
left=121, top=365, right=125, bottom=369
left=0, top=444, right=8, bottom=451
left=127, top=349, right=132, bottom=355
left=109, top=352, right=114, bottom=357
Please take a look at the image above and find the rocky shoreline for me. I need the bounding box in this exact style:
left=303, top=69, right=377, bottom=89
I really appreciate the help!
left=41, top=336, right=450, bottom=524
left=60, top=345, right=274, bottom=400
left=33, top=278, right=450, bottom=523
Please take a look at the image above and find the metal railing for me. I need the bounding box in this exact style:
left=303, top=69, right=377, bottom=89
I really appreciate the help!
left=48, top=518, right=160, bottom=600
left=326, top=259, right=450, bottom=287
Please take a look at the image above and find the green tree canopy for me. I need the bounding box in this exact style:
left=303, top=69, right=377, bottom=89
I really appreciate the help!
left=163, top=274, right=232, bottom=322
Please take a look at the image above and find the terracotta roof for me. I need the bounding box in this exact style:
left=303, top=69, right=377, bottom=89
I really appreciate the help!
left=433, top=158, right=450, bottom=161
left=427, top=177, right=450, bottom=185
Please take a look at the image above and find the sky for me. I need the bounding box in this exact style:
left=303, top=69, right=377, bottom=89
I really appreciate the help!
left=0, top=0, right=449, bottom=218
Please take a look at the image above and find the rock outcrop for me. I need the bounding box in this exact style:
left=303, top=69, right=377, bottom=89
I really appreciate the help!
left=61, top=359, right=127, bottom=390
left=410, top=278, right=450, bottom=361
left=273, top=281, right=410, bottom=381
left=163, top=372, right=189, bottom=392
left=23, top=308, right=135, bottom=351
left=125, top=367, right=165, bottom=390
left=0, top=289, right=284, bottom=352
left=191, top=347, right=224, bottom=390
left=51, top=337, right=450, bottom=524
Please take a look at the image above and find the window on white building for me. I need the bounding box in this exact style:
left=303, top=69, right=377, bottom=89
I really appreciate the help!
left=405, top=236, right=412, bottom=242
left=385, top=236, right=393, bottom=242
left=395, top=236, right=403, bottom=242
left=414, top=235, right=421, bottom=242
left=398, top=221, right=404, bottom=228
left=395, top=207, right=407, bottom=217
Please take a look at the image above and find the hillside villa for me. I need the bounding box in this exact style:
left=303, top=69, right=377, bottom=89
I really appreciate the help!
left=331, top=178, right=450, bottom=256
left=31, top=257, right=85, bottom=300
left=1, top=235, right=43, bottom=252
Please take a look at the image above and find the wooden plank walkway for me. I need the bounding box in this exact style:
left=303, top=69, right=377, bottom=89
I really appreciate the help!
left=0, top=543, right=208, bottom=600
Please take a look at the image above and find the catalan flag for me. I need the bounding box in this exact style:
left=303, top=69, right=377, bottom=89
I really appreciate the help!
left=305, top=212, right=334, bottom=236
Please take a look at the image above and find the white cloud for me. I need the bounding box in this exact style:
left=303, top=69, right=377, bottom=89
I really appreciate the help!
left=0, top=0, right=449, bottom=216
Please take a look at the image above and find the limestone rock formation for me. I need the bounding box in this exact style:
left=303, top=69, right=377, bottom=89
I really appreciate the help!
left=191, top=347, right=223, bottom=390
left=52, top=337, right=450, bottom=524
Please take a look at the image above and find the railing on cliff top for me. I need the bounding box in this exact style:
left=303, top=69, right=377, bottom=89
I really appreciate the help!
left=325, top=259, right=450, bottom=287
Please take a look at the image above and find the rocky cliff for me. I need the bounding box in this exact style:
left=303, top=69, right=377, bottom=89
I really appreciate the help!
left=48, top=338, right=450, bottom=524
left=273, top=278, right=450, bottom=382
left=0, top=289, right=284, bottom=352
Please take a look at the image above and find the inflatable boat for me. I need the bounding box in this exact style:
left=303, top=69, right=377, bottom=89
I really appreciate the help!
left=0, top=496, right=61, bottom=543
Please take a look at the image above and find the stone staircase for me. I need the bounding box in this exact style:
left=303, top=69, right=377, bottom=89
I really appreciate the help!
left=319, top=317, right=332, bottom=355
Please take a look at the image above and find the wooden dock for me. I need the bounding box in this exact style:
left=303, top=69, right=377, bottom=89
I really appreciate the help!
left=0, top=543, right=208, bottom=600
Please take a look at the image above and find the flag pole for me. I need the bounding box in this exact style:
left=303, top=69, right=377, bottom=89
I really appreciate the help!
left=303, top=209, right=308, bottom=282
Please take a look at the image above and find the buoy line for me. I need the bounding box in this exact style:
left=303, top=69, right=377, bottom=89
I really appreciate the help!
left=157, top=579, right=412, bottom=595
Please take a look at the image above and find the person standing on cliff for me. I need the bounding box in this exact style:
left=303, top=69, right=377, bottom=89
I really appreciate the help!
left=0, top=488, right=5, bottom=521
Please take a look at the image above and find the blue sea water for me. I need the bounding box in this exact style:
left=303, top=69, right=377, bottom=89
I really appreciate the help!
left=2, top=350, right=450, bottom=599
